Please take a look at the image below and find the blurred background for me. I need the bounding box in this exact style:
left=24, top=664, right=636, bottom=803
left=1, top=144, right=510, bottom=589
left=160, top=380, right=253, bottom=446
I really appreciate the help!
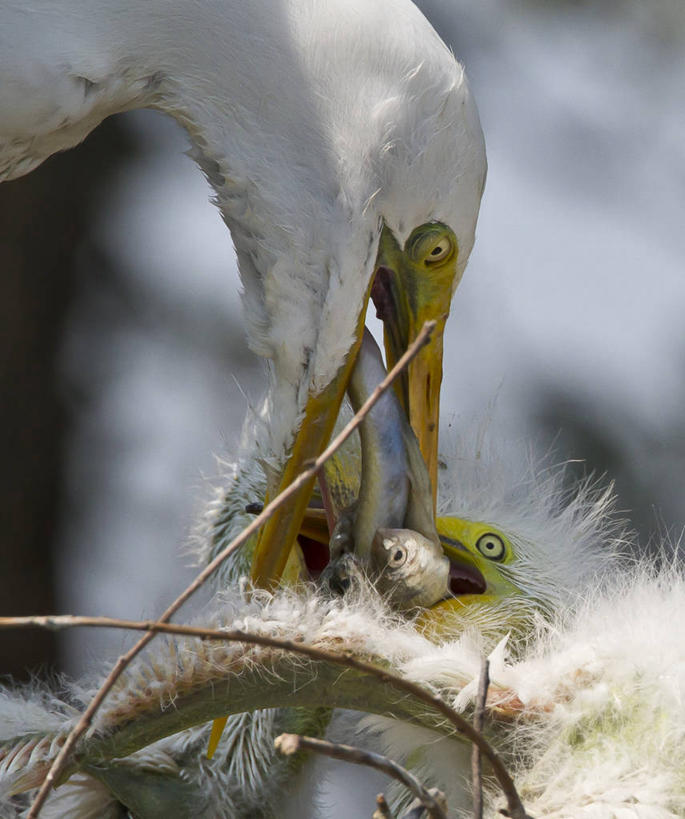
left=1, top=0, right=684, bottom=689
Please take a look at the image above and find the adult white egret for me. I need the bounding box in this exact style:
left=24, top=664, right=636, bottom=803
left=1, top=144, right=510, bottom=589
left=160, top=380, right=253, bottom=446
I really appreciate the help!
left=0, top=0, right=486, bottom=589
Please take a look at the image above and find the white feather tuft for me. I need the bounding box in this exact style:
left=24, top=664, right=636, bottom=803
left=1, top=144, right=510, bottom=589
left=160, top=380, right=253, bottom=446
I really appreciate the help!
left=438, top=427, right=633, bottom=608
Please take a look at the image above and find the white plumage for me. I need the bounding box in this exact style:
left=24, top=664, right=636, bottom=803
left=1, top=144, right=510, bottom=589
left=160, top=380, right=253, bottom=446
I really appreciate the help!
left=3, top=3, right=681, bottom=817
left=0, top=0, right=485, bottom=466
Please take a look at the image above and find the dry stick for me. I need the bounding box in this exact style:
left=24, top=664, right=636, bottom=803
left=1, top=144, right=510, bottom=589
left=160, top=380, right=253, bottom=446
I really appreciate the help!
left=275, top=733, right=447, bottom=819
left=3, top=613, right=529, bottom=819
left=25, top=321, right=437, bottom=819
left=472, top=657, right=490, bottom=819
left=374, top=794, right=395, bottom=819
left=402, top=790, right=448, bottom=819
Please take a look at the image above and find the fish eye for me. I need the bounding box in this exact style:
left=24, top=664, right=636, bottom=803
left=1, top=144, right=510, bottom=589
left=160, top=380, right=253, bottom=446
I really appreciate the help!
left=475, top=532, right=506, bottom=562
left=388, top=545, right=407, bottom=568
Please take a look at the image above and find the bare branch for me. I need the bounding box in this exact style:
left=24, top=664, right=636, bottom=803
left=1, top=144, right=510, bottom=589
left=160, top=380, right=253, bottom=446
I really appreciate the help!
left=24, top=322, right=436, bottom=818
left=275, top=733, right=447, bottom=819
left=400, top=789, right=448, bottom=819
left=2, top=610, right=530, bottom=818
left=472, top=657, right=490, bottom=819
left=374, top=794, right=395, bottom=819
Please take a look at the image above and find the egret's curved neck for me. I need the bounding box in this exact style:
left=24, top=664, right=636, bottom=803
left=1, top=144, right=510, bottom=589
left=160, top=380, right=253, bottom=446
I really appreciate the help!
left=1, top=0, right=387, bottom=456
left=1, top=2, right=314, bottom=179
left=1, top=0, right=353, bottom=353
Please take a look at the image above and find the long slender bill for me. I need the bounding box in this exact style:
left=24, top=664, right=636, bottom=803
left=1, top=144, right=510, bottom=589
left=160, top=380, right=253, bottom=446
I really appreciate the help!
left=371, top=223, right=461, bottom=511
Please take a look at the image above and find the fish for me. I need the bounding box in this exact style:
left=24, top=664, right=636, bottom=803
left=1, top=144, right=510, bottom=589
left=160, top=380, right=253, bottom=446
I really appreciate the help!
left=325, top=329, right=449, bottom=610
left=324, top=527, right=450, bottom=611
left=371, top=527, right=451, bottom=610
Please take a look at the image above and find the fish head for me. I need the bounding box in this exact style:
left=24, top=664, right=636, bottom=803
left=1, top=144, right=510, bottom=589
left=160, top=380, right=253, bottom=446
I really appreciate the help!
left=371, top=527, right=450, bottom=610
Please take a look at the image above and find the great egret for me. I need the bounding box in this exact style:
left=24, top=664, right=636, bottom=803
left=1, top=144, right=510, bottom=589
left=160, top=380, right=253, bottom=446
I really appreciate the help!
left=0, top=0, right=486, bottom=590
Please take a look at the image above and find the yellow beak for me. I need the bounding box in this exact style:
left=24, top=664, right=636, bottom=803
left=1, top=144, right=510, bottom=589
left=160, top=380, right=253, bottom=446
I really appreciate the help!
left=417, top=517, right=522, bottom=639
left=249, top=322, right=367, bottom=588
left=372, top=224, right=460, bottom=511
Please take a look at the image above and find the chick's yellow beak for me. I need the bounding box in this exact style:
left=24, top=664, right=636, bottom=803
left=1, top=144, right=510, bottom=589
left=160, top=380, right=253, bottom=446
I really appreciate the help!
left=417, top=517, right=521, bottom=638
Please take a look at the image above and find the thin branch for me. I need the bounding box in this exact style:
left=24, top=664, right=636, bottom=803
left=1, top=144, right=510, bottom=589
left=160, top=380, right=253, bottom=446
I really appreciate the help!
left=24, top=321, right=436, bottom=818
left=374, top=794, right=395, bottom=819
left=275, top=733, right=447, bottom=819
left=401, top=789, right=448, bottom=819
left=2, top=611, right=529, bottom=818
left=472, top=657, right=490, bottom=819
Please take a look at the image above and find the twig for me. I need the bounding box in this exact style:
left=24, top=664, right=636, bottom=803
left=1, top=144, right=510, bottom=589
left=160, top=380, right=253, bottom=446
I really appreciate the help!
left=401, top=789, right=448, bottom=819
left=472, top=657, right=490, bottom=819
left=24, top=321, right=436, bottom=818
left=275, top=733, right=447, bottom=819
left=374, top=794, right=395, bottom=819
left=3, top=611, right=529, bottom=818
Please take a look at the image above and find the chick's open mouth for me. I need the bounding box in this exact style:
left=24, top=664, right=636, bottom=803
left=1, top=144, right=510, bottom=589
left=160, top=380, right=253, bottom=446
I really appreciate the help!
left=447, top=559, right=487, bottom=596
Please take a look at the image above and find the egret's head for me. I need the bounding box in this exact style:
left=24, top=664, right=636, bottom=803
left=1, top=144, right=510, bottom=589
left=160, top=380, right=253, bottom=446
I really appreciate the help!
left=438, top=518, right=520, bottom=602
left=359, top=60, right=486, bottom=496
left=418, top=517, right=535, bottom=645
left=413, top=435, right=629, bottom=646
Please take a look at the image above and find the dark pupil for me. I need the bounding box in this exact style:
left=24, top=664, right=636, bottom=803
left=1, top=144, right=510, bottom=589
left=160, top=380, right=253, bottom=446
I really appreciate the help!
left=431, top=245, right=442, bottom=255
left=393, top=550, right=404, bottom=562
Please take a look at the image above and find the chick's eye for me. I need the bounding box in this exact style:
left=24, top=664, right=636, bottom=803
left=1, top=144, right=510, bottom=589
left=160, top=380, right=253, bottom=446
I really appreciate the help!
left=389, top=546, right=407, bottom=567
left=425, top=237, right=452, bottom=265
left=475, top=533, right=506, bottom=562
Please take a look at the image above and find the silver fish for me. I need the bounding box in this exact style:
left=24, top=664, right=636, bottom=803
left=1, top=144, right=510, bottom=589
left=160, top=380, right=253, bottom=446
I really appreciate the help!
left=344, top=330, right=410, bottom=557
left=327, top=330, right=449, bottom=609
left=371, top=527, right=450, bottom=610
left=324, top=526, right=449, bottom=611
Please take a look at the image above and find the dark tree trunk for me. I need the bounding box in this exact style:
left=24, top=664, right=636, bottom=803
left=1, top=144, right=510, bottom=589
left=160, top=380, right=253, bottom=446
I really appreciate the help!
left=0, top=119, right=134, bottom=680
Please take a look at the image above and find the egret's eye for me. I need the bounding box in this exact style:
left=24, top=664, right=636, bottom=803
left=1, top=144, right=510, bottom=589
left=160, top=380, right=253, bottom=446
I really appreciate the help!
left=405, top=223, right=456, bottom=267
left=475, top=532, right=506, bottom=562
left=425, top=237, right=452, bottom=265
left=388, top=546, right=407, bottom=568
